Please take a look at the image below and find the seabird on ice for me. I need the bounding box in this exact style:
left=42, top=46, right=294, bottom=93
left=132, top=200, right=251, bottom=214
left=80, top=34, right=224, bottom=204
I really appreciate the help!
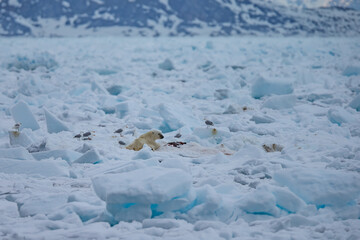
left=13, top=123, right=21, bottom=132
left=83, top=132, right=92, bottom=137
left=114, top=128, right=123, bottom=134
left=74, top=134, right=82, bottom=139
left=205, top=120, right=214, bottom=127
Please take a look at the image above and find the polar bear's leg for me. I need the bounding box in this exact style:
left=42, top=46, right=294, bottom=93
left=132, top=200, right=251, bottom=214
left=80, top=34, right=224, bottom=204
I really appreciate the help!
left=126, top=139, right=144, bottom=151
left=147, top=142, right=161, bottom=151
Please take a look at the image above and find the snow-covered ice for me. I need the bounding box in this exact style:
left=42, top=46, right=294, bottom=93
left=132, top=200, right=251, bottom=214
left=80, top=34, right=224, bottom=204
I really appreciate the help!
left=350, top=95, right=360, bottom=111
left=10, top=101, right=40, bottom=131
left=73, top=149, right=102, bottom=164
left=0, top=159, right=69, bottom=177
left=8, top=129, right=34, bottom=148
left=32, top=149, right=82, bottom=164
left=44, top=108, right=70, bottom=133
left=262, top=94, right=297, bottom=109
left=0, top=146, right=35, bottom=160
left=0, top=37, right=359, bottom=239
left=274, top=168, right=360, bottom=208
left=251, top=77, right=293, bottom=99
left=92, top=166, right=192, bottom=222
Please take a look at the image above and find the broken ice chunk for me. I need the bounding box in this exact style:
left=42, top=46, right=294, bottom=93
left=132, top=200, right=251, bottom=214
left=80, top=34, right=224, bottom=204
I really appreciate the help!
left=92, top=167, right=192, bottom=222
left=0, top=158, right=69, bottom=177
left=44, top=109, right=70, bottom=133
left=10, top=101, right=40, bottom=131
left=158, top=59, right=174, bottom=71
left=32, top=149, right=82, bottom=164
left=73, top=149, right=101, bottom=164
left=0, top=147, right=35, bottom=160
left=274, top=168, right=360, bottom=208
left=250, top=115, right=275, bottom=124
left=327, top=108, right=356, bottom=126
left=262, top=95, right=296, bottom=110
left=349, top=95, right=360, bottom=111
left=251, top=77, right=293, bottom=99
left=9, top=130, right=33, bottom=148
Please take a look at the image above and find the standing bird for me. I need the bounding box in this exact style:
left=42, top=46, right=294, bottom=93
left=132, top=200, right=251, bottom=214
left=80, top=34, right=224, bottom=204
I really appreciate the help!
left=114, top=128, right=123, bottom=137
left=13, top=123, right=21, bottom=132
left=205, top=120, right=214, bottom=127
left=74, top=134, right=82, bottom=139
left=83, top=131, right=92, bottom=137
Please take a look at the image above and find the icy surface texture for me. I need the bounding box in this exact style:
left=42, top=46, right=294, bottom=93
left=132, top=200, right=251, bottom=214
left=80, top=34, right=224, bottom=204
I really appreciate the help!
left=274, top=168, right=360, bottom=208
left=10, top=101, right=40, bottom=130
left=251, top=77, right=293, bottom=99
left=0, top=159, right=69, bottom=177
left=6, top=52, right=58, bottom=71
left=262, top=95, right=297, bottom=109
left=342, top=66, right=360, bottom=77
left=92, top=167, right=192, bottom=222
left=0, top=147, right=35, bottom=160
left=73, top=149, right=101, bottom=164
left=19, top=194, right=68, bottom=217
left=158, top=59, right=174, bottom=71
left=32, top=150, right=82, bottom=164
left=44, top=109, right=70, bottom=133
left=9, top=130, right=34, bottom=148
left=327, top=108, right=356, bottom=125
left=0, top=38, right=359, bottom=239
left=349, top=95, right=360, bottom=111
left=250, top=114, right=275, bottom=124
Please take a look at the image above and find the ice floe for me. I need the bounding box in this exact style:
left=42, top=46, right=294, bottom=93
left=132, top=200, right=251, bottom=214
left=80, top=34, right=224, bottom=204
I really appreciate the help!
left=251, top=77, right=293, bottom=99
left=274, top=168, right=360, bottom=208
left=44, top=109, right=70, bottom=133
left=10, top=101, right=40, bottom=131
left=0, top=159, right=69, bottom=177
left=0, top=146, right=35, bottom=160
left=92, top=166, right=192, bottom=222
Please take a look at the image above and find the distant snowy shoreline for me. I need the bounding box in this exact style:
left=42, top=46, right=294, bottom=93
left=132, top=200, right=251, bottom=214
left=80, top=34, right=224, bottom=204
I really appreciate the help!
left=1, top=0, right=360, bottom=37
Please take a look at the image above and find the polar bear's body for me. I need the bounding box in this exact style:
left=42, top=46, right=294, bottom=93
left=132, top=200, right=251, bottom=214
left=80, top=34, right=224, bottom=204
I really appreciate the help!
left=126, top=130, right=164, bottom=151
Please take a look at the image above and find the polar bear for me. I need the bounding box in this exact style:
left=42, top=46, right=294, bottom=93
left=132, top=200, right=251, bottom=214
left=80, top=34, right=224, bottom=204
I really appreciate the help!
left=126, top=130, right=164, bottom=151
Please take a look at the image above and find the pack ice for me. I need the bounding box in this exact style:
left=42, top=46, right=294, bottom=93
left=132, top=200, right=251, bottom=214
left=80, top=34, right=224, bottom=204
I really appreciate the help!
left=0, top=37, right=359, bottom=239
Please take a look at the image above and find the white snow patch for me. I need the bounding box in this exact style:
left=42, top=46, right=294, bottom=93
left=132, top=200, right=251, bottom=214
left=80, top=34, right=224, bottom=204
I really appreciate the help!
left=251, top=77, right=293, bottom=99
left=274, top=168, right=360, bottom=208
left=262, top=95, right=297, bottom=109
left=44, top=109, right=70, bottom=133
left=0, top=159, right=69, bottom=177
left=92, top=167, right=192, bottom=222
left=32, top=150, right=82, bottom=164
left=0, top=147, right=35, bottom=160
left=8, top=0, right=21, bottom=7
left=11, top=101, right=40, bottom=131
left=73, top=149, right=102, bottom=164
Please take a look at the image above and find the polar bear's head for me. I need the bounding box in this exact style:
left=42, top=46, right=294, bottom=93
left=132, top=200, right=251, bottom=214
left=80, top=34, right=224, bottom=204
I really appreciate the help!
left=150, top=130, right=164, bottom=140
left=138, top=130, right=164, bottom=142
